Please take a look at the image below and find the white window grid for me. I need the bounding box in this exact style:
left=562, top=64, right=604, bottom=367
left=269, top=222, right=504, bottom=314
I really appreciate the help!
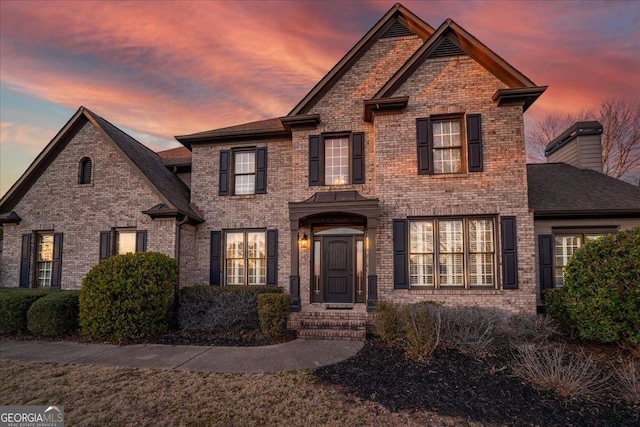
left=225, top=231, right=266, bottom=285
left=554, top=233, right=606, bottom=286
left=37, top=234, right=54, bottom=287
left=469, top=219, right=494, bottom=286
left=324, top=138, right=349, bottom=185
left=234, top=151, right=256, bottom=195
left=432, top=120, right=462, bottom=174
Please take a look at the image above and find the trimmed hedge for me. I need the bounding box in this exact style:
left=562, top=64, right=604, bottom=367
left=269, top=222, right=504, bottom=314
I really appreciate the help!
left=179, top=285, right=282, bottom=332
left=79, top=252, right=177, bottom=342
left=0, top=289, right=49, bottom=334
left=27, top=291, right=80, bottom=336
left=258, top=293, right=291, bottom=338
left=561, top=227, right=640, bottom=348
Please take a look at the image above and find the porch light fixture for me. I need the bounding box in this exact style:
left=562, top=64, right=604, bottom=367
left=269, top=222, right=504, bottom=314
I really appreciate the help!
left=300, top=233, right=309, bottom=249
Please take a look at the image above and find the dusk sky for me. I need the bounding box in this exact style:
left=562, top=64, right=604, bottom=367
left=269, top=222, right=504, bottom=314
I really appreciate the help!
left=1, top=0, right=639, bottom=196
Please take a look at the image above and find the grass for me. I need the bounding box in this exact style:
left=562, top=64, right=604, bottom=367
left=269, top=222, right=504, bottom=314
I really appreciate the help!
left=0, top=359, right=479, bottom=427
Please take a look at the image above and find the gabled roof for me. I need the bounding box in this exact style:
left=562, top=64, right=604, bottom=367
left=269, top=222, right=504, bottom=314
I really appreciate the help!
left=157, top=146, right=192, bottom=160
left=0, top=107, right=203, bottom=224
left=372, top=18, right=546, bottom=111
left=527, top=163, right=640, bottom=218
left=288, top=3, right=435, bottom=116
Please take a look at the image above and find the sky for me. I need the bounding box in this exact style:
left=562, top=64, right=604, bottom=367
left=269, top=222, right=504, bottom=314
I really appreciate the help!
left=1, top=0, right=639, bottom=196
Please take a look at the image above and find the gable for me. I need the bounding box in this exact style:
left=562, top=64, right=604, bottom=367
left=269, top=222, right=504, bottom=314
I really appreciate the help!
left=288, top=4, right=434, bottom=116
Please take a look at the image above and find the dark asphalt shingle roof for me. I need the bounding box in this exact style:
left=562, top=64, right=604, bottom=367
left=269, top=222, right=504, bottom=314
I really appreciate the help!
left=527, top=163, right=640, bottom=216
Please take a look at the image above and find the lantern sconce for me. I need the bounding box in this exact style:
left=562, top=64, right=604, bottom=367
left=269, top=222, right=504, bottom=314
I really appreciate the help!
left=300, top=233, right=309, bottom=249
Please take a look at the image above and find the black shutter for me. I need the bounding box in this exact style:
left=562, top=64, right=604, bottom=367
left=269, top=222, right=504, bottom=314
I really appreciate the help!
left=416, top=118, right=432, bottom=174
left=99, top=231, right=111, bottom=262
left=256, top=147, right=267, bottom=194
left=352, top=132, right=365, bottom=184
left=210, top=231, right=222, bottom=285
left=309, top=135, right=322, bottom=186
left=219, top=150, right=230, bottom=195
left=136, top=230, right=147, bottom=253
left=19, top=234, right=32, bottom=288
left=266, top=229, right=278, bottom=286
left=51, top=233, right=63, bottom=289
left=467, top=114, right=483, bottom=172
left=393, top=219, right=409, bottom=289
left=501, top=216, right=518, bottom=289
left=539, top=234, right=554, bottom=290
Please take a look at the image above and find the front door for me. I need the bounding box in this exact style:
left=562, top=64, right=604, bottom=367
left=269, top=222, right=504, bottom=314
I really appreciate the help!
left=323, top=236, right=354, bottom=303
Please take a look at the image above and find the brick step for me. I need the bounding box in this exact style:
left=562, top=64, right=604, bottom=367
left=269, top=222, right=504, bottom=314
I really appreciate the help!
left=298, top=328, right=366, bottom=341
left=300, top=318, right=367, bottom=330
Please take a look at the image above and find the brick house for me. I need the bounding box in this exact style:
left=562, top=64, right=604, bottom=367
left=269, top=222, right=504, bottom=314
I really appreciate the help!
left=1, top=4, right=638, bottom=337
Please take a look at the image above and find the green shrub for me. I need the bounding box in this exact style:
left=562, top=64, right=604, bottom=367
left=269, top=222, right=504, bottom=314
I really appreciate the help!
left=0, top=289, right=49, bottom=334
left=562, top=227, right=640, bottom=348
left=27, top=291, right=80, bottom=336
left=179, top=285, right=282, bottom=332
left=79, top=252, right=177, bottom=342
left=258, top=293, right=291, bottom=338
left=374, top=302, right=439, bottom=360
left=543, top=288, right=578, bottom=339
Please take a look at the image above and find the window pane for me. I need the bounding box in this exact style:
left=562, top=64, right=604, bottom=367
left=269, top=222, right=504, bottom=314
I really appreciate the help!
left=433, top=148, right=461, bottom=174
left=469, top=220, right=494, bottom=252
left=433, top=121, right=461, bottom=148
left=554, top=235, right=582, bottom=286
left=235, top=152, right=255, bottom=174
left=439, top=220, right=463, bottom=253
left=410, top=221, right=434, bottom=253
left=325, top=137, right=349, bottom=185
left=226, top=259, right=245, bottom=285
left=116, top=231, right=136, bottom=255
left=439, top=253, right=464, bottom=286
left=235, top=175, right=255, bottom=195
left=38, top=234, right=54, bottom=261
left=410, top=254, right=434, bottom=286
left=247, top=258, right=266, bottom=285
left=247, top=232, right=265, bottom=259
left=226, top=232, right=244, bottom=258
left=469, top=253, right=494, bottom=286
left=37, top=262, right=52, bottom=287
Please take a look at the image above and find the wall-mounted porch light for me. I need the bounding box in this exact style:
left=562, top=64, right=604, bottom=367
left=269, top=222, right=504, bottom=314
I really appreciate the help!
left=299, top=233, right=309, bottom=249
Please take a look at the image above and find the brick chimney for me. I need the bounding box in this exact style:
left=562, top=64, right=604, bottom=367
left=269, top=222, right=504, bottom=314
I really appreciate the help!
left=545, top=121, right=603, bottom=172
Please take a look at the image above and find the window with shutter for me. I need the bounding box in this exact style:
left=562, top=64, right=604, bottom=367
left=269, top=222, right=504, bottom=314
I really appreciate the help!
left=78, top=157, right=93, bottom=184
left=416, top=114, right=483, bottom=175
left=309, top=133, right=365, bottom=186
left=223, top=229, right=273, bottom=286
left=220, top=147, right=268, bottom=195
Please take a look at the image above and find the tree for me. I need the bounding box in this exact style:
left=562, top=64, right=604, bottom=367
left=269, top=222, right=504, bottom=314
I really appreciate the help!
left=527, top=98, right=640, bottom=184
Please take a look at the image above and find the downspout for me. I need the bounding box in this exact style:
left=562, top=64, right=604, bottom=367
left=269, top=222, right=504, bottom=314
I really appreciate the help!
left=174, top=215, right=189, bottom=313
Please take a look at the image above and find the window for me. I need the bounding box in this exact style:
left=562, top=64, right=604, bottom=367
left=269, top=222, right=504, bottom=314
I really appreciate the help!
left=36, top=234, right=54, bottom=287
left=78, top=157, right=92, bottom=184
left=116, top=230, right=137, bottom=255
left=309, top=133, right=364, bottom=186
left=219, top=148, right=267, bottom=196
left=554, top=233, right=606, bottom=286
left=225, top=230, right=266, bottom=285
left=432, top=120, right=462, bottom=174
left=99, top=229, right=147, bottom=261
left=417, top=114, right=483, bottom=175
left=409, top=218, right=495, bottom=288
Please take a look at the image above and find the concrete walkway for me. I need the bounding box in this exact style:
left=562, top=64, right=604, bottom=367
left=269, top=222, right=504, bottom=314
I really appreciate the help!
left=0, top=339, right=363, bottom=373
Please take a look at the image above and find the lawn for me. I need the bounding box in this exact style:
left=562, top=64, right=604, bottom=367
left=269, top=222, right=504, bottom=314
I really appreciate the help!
left=2, top=339, right=638, bottom=427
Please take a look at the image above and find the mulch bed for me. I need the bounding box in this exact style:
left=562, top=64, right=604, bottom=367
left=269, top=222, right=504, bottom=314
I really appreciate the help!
left=314, top=339, right=640, bottom=427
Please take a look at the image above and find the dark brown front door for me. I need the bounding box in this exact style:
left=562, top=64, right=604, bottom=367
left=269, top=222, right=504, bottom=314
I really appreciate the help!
left=323, top=236, right=354, bottom=303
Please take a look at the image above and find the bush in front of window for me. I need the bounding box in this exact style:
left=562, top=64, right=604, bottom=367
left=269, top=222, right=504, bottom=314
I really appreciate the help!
left=79, top=252, right=177, bottom=342
left=561, top=226, right=640, bottom=350
left=0, top=288, right=50, bottom=334
left=373, top=301, right=440, bottom=360
left=179, top=285, right=282, bottom=332
left=543, top=288, right=579, bottom=339
left=257, top=293, right=291, bottom=338
left=27, top=290, right=80, bottom=336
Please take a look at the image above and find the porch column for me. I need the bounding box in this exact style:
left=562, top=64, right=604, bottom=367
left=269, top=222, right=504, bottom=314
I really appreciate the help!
left=366, top=217, right=378, bottom=311
left=289, top=219, right=301, bottom=311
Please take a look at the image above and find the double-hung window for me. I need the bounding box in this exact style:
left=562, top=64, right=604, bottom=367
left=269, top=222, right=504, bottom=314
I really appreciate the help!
left=36, top=234, right=54, bottom=287
left=219, top=147, right=267, bottom=196
left=309, top=133, right=365, bottom=186
left=99, top=229, right=147, bottom=261
left=225, top=230, right=266, bottom=285
left=417, top=114, right=483, bottom=175
left=553, top=232, right=606, bottom=286
left=409, top=218, right=495, bottom=288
